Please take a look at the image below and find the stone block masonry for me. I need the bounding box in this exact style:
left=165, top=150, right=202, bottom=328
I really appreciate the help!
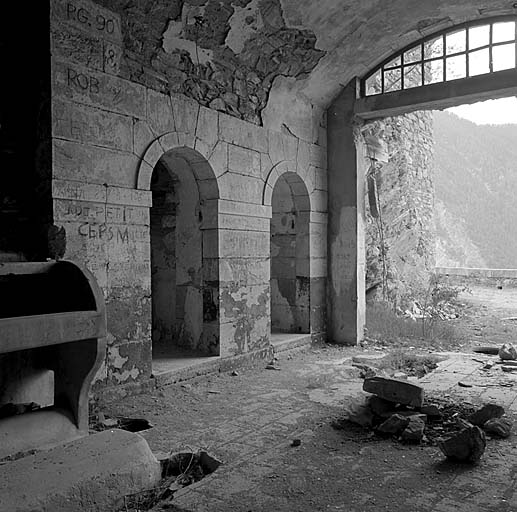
left=90, top=0, right=325, bottom=126
left=49, top=0, right=328, bottom=393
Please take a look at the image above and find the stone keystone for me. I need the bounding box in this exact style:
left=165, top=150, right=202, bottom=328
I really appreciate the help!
left=363, top=376, right=424, bottom=407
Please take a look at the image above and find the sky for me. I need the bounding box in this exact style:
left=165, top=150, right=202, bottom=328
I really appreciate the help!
left=447, top=97, right=517, bottom=125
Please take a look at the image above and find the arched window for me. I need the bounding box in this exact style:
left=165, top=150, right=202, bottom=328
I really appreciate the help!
left=362, top=18, right=517, bottom=97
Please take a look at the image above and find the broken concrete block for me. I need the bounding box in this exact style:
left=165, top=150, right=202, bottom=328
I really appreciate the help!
left=438, top=425, right=486, bottom=463
left=401, top=416, right=426, bottom=442
left=419, top=404, right=442, bottom=420
left=363, top=376, right=424, bottom=407
left=377, top=414, right=410, bottom=435
left=352, top=353, right=386, bottom=365
left=0, top=429, right=161, bottom=511
left=343, top=396, right=375, bottom=428
left=499, top=343, right=517, bottom=360
left=392, top=371, right=408, bottom=380
left=368, top=395, right=397, bottom=417
left=352, top=363, right=377, bottom=379
left=468, top=403, right=505, bottom=427
left=483, top=418, right=513, bottom=438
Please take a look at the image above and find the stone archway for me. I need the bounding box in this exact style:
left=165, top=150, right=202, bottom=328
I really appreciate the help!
left=137, top=136, right=220, bottom=368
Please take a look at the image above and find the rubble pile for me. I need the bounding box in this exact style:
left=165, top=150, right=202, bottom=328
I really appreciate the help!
left=404, top=300, right=460, bottom=321
left=336, top=376, right=513, bottom=463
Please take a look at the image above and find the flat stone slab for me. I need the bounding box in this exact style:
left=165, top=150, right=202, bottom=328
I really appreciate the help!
left=363, top=376, right=424, bottom=407
left=0, top=429, right=161, bottom=512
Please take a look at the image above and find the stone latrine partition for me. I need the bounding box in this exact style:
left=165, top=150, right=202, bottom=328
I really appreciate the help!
left=49, top=0, right=328, bottom=393
left=270, top=173, right=311, bottom=334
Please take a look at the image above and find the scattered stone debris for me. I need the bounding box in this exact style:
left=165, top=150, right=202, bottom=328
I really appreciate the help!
left=404, top=300, right=459, bottom=321
left=473, top=346, right=500, bottom=355
left=499, top=343, right=517, bottom=360
left=401, top=416, right=426, bottom=442
left=497, top=360, right=517, bottom=366
left=352, top=351, right=440, bottom=379
left=468, top=404, right=505, bottom=426
left=123, top=450, right=221, bottom=510
left=335, top=390, right=512, bottom=462
left=438, top=423, right=486, bottom=463
left=363, top=376, right=424, bottom=407
left=483, top=418, right=513, bottom=438
left=377, top=414, right=410, bottom=435
left=342, top=396, right=375, bottom=428
left=420, top=404, right=442, bottom=420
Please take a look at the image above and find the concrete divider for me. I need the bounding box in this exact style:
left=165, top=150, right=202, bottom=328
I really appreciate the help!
left=0, top=429, right=161, bottom=512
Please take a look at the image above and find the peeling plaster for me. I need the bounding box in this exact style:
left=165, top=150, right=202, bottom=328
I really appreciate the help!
left=226, top=0, right=264, bottom=54
left=221, top=285, right=270, bottom=353
left=162, top=17, right=214, bottom=65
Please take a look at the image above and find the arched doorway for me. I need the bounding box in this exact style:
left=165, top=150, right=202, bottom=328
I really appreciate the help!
left=270, top=172, right=311, bottom=335
left=150, top=148, right=219, bottom=371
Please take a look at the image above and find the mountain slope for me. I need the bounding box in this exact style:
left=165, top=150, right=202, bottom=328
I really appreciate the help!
left=434, top=110, right=517, bottom=268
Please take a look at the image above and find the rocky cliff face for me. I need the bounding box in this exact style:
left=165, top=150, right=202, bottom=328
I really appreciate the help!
left=365, top=111, right=435, bottom=306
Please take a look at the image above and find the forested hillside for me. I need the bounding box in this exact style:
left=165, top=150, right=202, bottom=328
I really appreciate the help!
left=434, top=110, right=517, bottom=268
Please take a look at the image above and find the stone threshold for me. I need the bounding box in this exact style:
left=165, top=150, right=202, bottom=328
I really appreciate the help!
left=99, top=334, right=319, bottom=401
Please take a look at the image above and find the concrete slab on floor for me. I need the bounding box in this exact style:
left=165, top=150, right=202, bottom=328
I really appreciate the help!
left=0, top=429, right=161, bottom=512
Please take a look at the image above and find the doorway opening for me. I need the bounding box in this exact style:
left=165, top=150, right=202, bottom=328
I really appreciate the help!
left=351, top=16, right=517, bottom=344
left=270, top=172, right=311, bottom=347
left=150, top=150, right=219, bottom=375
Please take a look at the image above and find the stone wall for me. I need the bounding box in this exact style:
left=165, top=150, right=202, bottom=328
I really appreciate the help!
left=49, top=0, right=327, bottom=392
left=364, top=111, right=435, bottom=307
left=436, top=267, right=517, bottom=289
left=58, top=0, right=326, bottom=127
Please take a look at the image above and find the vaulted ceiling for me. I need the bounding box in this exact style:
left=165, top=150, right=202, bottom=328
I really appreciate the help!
left=264, top=0, right=517, bottom=138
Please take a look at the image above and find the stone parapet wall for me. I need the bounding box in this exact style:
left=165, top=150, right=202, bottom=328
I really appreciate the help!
left=49, top=0, right=328, bottom=391
left=436, top=267, right=517, bottom=288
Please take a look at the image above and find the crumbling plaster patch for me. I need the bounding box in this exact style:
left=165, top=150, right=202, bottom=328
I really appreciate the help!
left=162, top=19, right=214, bottom=65
left=95, top=0, right=324, bottom=127
left=220, top=284, right=270, bottom=354
left=225, top=0, right=264, bottom=53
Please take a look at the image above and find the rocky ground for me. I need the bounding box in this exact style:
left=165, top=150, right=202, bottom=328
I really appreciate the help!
left=101, top=285, right=517, bottom=511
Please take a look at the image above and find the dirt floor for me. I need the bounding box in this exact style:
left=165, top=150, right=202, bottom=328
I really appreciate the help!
left=102, top=285, right=517, bottom=512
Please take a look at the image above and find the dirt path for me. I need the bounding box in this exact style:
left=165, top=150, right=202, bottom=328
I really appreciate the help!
left=455, top=285, right=517, bottom=348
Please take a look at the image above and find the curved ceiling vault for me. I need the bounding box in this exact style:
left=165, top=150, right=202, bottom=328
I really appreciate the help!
left=263, top=0, right=517, bottom=138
